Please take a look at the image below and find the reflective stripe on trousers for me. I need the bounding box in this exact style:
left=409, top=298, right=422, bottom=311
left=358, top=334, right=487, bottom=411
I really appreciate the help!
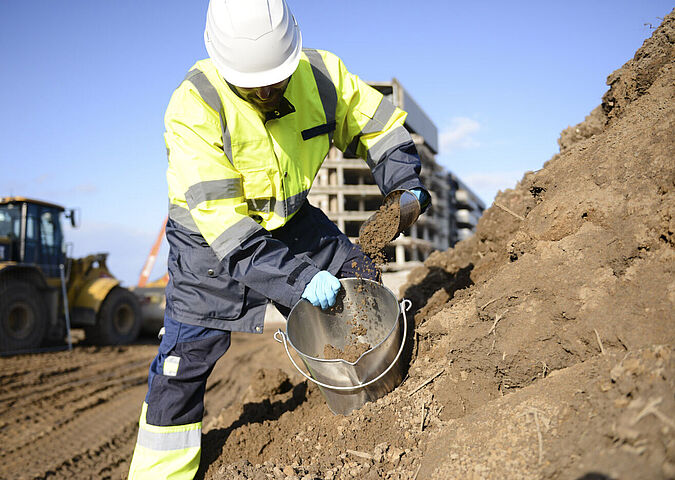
left=128, top=402, right=201, bottom=480
left=128, top=321, right=231, bottom=479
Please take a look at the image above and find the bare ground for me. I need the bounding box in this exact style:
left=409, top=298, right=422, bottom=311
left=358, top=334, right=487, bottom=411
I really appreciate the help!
left=0, top=330, right=291, bottom=480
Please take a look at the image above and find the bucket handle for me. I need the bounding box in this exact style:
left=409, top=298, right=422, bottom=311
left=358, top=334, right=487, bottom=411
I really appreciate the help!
left=274, top=299, right=411, bottom=391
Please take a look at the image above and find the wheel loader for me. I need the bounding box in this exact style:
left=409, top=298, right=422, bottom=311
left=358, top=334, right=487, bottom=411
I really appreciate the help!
left=0, top=196, right=142, bottom=354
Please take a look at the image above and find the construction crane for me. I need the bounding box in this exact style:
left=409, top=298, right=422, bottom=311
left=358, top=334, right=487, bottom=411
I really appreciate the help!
left=131, top=217, right=169, bottom=334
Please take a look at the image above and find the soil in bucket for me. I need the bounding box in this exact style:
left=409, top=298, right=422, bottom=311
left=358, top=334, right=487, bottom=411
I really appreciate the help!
left=321, top=296, right=372, bottom=362
left=322, top=342, right=369, bottom=362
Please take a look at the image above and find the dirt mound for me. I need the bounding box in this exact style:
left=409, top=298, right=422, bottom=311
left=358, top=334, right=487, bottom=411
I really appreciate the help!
left=425, top=346, right=674, bottom=479
left=201, top=12, right=674, bottom=480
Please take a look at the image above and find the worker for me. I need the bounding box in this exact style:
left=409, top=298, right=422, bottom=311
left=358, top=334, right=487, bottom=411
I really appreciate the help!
left=128, top=0, right=430, bottom=478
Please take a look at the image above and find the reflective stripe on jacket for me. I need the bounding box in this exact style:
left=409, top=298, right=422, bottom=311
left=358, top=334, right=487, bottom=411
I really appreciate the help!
left=164, top=48, right=424, bottom=331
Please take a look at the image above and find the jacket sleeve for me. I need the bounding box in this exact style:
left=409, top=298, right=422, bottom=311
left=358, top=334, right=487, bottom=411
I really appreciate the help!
left=326, top=52, right=427, bottom=196
left=165, top=82, right=320, bottom=308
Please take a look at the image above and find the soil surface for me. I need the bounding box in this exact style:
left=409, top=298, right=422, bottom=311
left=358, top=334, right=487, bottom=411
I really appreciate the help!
left=0, top=330, right=291, bottom=480
left=1, top=12, right=673, bottom=480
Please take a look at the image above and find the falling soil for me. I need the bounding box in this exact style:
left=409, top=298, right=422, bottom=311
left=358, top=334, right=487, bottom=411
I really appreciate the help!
left=358, top=190, right=403, bottom=263
left=1, top=12, right=673, bottom=480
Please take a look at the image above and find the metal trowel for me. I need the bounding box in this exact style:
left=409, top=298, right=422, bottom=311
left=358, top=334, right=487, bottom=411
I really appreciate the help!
left=358, top=189, right=421, bottom=244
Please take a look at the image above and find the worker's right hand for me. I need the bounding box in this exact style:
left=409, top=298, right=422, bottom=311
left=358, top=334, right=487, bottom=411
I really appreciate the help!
left=301, top=271, right=341, bottom=309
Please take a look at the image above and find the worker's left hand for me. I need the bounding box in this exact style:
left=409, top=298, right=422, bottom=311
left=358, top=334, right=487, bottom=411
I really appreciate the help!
left=411, top=188, right=431, bottom=213
left=301, top=271, right=341, bottom=309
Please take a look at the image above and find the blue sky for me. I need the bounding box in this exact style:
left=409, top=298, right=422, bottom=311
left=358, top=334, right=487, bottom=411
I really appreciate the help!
left=1, top=1, right=671, bottom=286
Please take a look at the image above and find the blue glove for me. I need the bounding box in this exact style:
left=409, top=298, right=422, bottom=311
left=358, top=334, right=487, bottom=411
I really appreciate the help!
left=301, top=271, right=341, bottom=309
left=411, top=188, right=431, bottom=213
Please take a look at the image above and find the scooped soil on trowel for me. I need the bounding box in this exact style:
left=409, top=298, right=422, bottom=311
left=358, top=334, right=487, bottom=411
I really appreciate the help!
left=358, top=191, right=402, bottom=263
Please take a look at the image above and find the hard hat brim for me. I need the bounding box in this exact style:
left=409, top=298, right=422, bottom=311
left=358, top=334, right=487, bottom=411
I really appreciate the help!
left=205, top=29, right=303, bottom=88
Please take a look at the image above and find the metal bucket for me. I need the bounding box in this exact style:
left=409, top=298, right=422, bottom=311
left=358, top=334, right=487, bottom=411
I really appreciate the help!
left=274, top=278, right=410, bottom=415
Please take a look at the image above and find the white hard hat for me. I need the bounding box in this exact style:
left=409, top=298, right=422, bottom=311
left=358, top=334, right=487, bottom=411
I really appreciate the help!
left=204, top=0, right=302, bottom=88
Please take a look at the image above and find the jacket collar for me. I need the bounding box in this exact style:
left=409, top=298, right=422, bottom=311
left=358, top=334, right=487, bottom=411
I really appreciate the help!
left=224, top=80, right=296, bottom=122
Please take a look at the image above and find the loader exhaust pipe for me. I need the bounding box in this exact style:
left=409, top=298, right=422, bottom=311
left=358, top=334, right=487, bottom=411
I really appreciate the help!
left=59, top=264, right=73, bottom=351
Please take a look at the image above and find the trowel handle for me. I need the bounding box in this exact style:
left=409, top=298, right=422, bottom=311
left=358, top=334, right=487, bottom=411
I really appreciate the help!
left=274, top=299, right=412, bottom=391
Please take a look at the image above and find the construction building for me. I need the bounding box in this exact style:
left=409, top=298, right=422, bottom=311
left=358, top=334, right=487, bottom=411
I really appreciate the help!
left=307, top=79, right=485, bottom=270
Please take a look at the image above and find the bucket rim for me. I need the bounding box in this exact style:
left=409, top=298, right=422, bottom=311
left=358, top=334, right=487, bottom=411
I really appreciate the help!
left=285, top=277, right=401, bottom=366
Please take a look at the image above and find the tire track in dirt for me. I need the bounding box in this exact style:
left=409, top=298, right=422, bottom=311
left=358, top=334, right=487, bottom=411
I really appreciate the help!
left=0, top=348, right=152, bottom=404
left=0, top=347, right=154, bottom=452
left=0, top=344, right=157, bottom=480
left=0, top=383, right=147, bottom=479
left=0, top=327, right=290, bottom=479
left=41, top=421, right=140, bottom=480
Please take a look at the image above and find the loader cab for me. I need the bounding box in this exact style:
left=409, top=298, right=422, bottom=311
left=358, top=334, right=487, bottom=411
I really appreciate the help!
left=0, top=197, right=67, bottom=278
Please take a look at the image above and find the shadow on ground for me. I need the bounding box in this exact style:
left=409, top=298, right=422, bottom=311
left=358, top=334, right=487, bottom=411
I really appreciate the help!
left=195, top=381, right=309, bottom=479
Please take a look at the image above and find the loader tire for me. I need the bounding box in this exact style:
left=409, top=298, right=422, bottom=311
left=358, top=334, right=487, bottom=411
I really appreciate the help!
left=85, top=287, right=142, bottom=345
left=0, top=281, right=48, bottom=354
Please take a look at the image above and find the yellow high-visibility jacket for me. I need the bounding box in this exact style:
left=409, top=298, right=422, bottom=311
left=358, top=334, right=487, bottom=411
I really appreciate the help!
left=164, top=49, right=425, bottom=332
